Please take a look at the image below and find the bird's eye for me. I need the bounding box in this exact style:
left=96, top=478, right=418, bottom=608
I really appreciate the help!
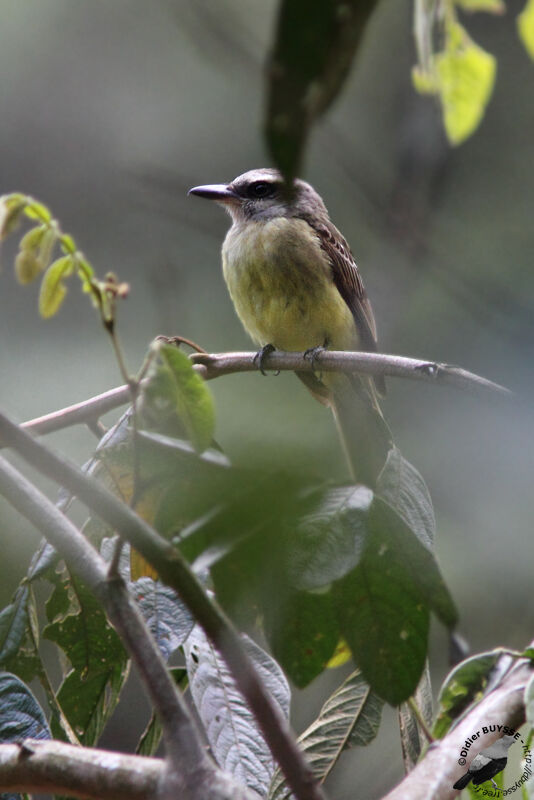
left=248, top=181, right=274, bottom=199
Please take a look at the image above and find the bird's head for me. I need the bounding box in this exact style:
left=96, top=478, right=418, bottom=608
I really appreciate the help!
left=188, top=168, right=328, bottom=224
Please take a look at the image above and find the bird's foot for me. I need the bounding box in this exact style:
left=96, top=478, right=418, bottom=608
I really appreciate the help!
left=303, top=342, right=327, bottom=374
left=253, top=343, right=277, bottom=376
left=491, top=779, right=499, bottom=790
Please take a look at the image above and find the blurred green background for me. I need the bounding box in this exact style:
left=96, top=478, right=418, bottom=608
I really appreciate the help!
left=0, top=1, right=533, bottom=796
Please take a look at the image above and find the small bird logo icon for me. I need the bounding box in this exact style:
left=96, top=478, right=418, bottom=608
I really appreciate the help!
left=453, top=734, right=516, bottom=791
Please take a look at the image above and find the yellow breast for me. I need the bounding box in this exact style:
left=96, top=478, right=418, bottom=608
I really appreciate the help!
left=221, top=217, right=357, bottom=352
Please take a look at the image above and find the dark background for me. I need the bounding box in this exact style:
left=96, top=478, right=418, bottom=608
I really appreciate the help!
left=0, top=1, right=533, bottom=797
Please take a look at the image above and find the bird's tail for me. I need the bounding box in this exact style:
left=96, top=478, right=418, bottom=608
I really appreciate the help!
left=330, top=375, right=392, bottom=487
left=453, top=772, right=472, bottom=790
left=296, top=370, right=392, bottom=486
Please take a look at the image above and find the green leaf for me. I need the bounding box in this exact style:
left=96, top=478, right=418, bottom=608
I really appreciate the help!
left=269, top=670, right=383, bottom=800
left=518, top=0, right=534, bottom=59
left=207, top=471, right=317, bottom=625
left=335, top=540, right=429, bottom=707
left=15, top=225, right=56, bottom=284
left=38, top=255, right=74, bottom=318
left=433, top=650, right=501, bottom=738
left=376, top=447, right=435, bottom=547
left=289, top=485, right=372, bottom=591
left=19, top=224, right=46, bottom=252
left=334, top=498, right=456, bottom=705
left=44, top=574, right=128, bottom=745
left=263, top=589, right=339, bottom=688
left=184, top=626, right=290, bottom=797
left=265, top=0, right=379, bottom=180
left=0, top=672, right=51, bottom=742
left=369, top=498, right=457, bottom=628
left=0, top=195, right=25, bottom=240
left=141, top=343, right=215, bottom=453
left=455, top=0, right=505, bottom=11
left=0, top=587, right=29, bottom=664
left=23, top=200, right=51, bottom=223
left=436, top=21, right=496, bottom=145
left=14, top=249, right=42, bottom=285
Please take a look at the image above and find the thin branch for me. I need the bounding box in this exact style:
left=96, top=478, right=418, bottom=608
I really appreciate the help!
left=191, top=350, right=511, bottom=397
left=17, top=349, right=510, bottom=441
left=21, top=383, right=132, bottom=437
left=0, top=412, right=325, bottom=800
left=0, top=455, right=222, bottom=797
left=383, top=654, right=532, bottom=800
left=0, top=740, right=162, bottom=800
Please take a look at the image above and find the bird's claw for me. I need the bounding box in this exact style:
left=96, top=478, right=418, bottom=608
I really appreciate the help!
left=303, top=344, right=327, bottom=373
left=254, top=343, right=277, bottom=376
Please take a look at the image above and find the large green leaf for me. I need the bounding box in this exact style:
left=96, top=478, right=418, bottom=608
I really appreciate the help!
left=201, top=469, right=318, bottom=624
left=44, top=574, right=128, bottom=746
left=370, top=498, right=457, bottom=628
left=269, top=670, right=383, bottom=800
left=288, top=485, right=372, bottom=591
left=263, top=589, right=339, bottom=688
left=335, top=542, right=429, bottom=706
left=265, top=0, right=379, bottom=180
left=334, top=497, right=456, bottom=704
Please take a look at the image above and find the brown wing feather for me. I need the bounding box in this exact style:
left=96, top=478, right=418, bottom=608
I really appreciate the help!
left=302, top=216, right=386, bottom=396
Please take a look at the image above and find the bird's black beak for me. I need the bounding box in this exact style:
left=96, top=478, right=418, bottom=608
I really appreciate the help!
left=188, top=184, right=239, bottom=202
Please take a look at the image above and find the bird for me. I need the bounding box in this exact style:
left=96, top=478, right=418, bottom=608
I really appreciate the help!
left=453, top=734, right=516, bottom=791
left=188, top=168, right=392, bottom=485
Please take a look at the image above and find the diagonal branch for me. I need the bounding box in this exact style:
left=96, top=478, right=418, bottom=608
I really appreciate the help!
left=0, top=411, right=325, bottom=800
left=17, top=349, right=510, bottom=440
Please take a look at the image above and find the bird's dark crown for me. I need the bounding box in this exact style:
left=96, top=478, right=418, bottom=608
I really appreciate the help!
left=228, top=169, right=329, bottom=222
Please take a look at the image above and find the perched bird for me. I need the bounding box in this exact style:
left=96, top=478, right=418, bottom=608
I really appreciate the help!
left=453, top=734, right=516, bottom=791
left=189, top=169, right=391, bottom=485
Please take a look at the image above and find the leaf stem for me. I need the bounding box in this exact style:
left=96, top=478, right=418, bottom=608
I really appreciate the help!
left=407, top=697, right=434, bottom=744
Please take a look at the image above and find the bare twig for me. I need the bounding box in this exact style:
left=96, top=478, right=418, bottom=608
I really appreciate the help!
left=20, top=383, right=133, bottom=437
left=0, top=412, right=325, bottom=800
left=383, top=655, right=532, bottom=800
left=16, top=349, right=510, bottom=442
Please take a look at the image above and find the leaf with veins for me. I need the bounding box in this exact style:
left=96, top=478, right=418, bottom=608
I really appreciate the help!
left=184, top=625, right=290, bottom=797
